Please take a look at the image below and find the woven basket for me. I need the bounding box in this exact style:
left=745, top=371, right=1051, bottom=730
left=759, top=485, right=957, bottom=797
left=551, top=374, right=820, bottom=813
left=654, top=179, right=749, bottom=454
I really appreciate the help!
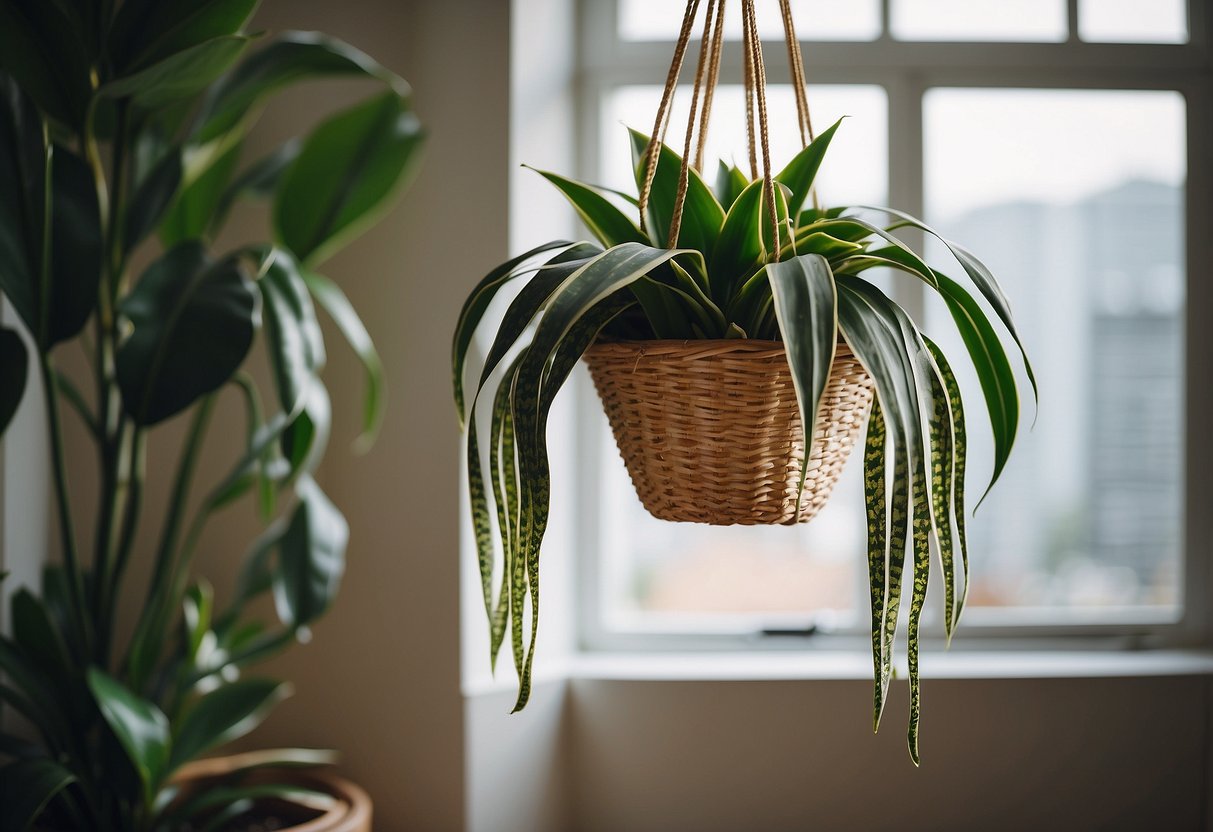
left=583, top=339, right=875, bottom=526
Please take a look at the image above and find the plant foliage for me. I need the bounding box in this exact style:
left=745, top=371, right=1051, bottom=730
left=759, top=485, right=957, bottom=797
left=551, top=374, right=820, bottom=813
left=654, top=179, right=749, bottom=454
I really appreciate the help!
left=0, top=2, right=422, bottom=828
left=454, top=122, right=1034, bottom=763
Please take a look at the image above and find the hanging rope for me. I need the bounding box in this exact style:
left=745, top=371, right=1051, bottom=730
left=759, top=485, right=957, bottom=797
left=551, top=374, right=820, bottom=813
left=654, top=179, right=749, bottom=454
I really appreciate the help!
left=639, top=0, right=818, bottom=258
left=638, top=0, right=701, bottom=238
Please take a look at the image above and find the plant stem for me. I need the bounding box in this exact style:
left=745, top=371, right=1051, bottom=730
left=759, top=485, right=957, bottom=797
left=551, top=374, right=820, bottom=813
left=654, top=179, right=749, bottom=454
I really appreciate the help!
left=149, top=396, right=215, bottom=593
left=100, top=426, right=144, bottom=664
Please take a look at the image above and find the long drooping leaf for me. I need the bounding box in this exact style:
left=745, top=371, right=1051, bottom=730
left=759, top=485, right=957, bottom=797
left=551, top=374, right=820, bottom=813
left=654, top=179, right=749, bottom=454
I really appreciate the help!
left=934, top=270, right=1019, bottom=500
left=628, top=129, right=725, bottom=256
left=510, top=243, right=680, bottom=709
left=775, top=116, right=843, bottom=220
left=302, top=270, right=383, bottom=449
left=767, top=252, right=838, bottom=516
left=862, top=397, right=889, bottom=729
left=260, top=249, right=325, bottom=420
left=924, top=343, right=959, bottom=641
left=117, top=242, right=259, bottom=425
left=271, top=476, right=348, bottom=629
left=274, top=91, right=423, bottom=266
left=858, top=205, right=1037, bottom=400
left=192, top=31, right=412, bottom=144
left=0, top=758, right=77, bottom=832
left=511, top=291, right=637, bottom=710
left=926, top=338, right=970, bottom=626
left=0, top=326, right=27, bottom=436
left=527, top=167, right=646, bottom=248
left=488, top=364, right=519, bottom=667
left=906, top=458, right=931, bottom=766
left=452, top=239, right=577, bottom=425
left=169, top=679, right=290, bottom=770
left=87, top=669, right=172, bottom=803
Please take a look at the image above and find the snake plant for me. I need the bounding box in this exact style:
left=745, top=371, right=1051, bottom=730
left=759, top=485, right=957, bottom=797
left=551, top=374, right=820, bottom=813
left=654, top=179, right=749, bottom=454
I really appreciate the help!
left=454, top=121, right=1034, bottom=763
left=0, top=2, right=422, bottom=829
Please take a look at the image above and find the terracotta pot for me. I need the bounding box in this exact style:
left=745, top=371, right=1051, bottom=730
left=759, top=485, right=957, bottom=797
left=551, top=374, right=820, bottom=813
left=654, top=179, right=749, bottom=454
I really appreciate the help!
left=172, top=754, right=372, bottom=832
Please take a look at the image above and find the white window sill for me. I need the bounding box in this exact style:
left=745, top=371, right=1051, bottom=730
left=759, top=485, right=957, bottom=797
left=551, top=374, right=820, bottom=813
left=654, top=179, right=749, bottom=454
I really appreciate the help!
left=567, top=649, right=1213, bottom=682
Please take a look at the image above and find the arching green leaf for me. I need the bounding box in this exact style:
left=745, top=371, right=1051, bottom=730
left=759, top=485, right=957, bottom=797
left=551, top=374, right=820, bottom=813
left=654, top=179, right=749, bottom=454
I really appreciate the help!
left=169, top=678, right=290, bottom=771
left=272, top=476, right=347, bottom=629
left=87, top=668, right=171, bottom=802
left=274, top=91, right=423, bottom=266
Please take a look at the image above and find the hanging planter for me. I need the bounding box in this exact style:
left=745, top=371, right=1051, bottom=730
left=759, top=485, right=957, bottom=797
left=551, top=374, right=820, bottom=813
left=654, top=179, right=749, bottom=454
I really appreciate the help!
left=583, top=339, right=873, bottom=525
left=453, top=0, right=1036, bottom=763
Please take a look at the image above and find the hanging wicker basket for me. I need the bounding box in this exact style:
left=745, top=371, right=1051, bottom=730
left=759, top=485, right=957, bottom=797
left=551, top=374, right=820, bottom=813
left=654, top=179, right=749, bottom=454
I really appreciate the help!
left=584, top=339, right=875, bottom=525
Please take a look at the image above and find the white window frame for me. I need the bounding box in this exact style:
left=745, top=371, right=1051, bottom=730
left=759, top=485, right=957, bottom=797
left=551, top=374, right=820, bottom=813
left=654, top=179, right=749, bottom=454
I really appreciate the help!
left=571, top=0, right=1213, bottom=654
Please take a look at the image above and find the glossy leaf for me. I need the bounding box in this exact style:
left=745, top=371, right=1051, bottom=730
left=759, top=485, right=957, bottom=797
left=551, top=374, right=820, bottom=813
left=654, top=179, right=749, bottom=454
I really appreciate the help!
left=272, top=476, right=348, bottom=629
left=102, top=35, right=252, bottom=110
left=159, top=140, right=240, bottom=246
left=0, top=83, right=101, bottom=346
left=117, top=242, right=259, bottom=425
left=0, top=3, right=91, bottom=129
left=126, top=146, right=183, bottom=249
left=711, top=179, right=765, bottom=298
left=170, top=678, right=290, bottom=770
left=714, top=160, right=748, bottom=209
left=274, top=91, right=423, bottom=266
left=193, top=31, right=411, bottom=144
left=628, top=128, right=724, bottom=256
left=110, top=0, right=258, bottom=70
left=935, top=270, right=1019, bottom=500
left=213, top=138, right=301, bottom=230
left=926, top=337, right=971, bottom=626
left=87, top=668, right=171, bottom=801
left=767, top=253, right=838, bottom=515
left=0, top=326, right=27, bottom=436
left=303, top=270, right=383, bottom=449
left=775, top=117, right=843, bottom=220
left=260, top=250, right=325, bottom=419
left=527, top=167, right=646, bottom=248
left=0, top=758, right=77, bottom=832
left=10, top=589, right=71, bottom=686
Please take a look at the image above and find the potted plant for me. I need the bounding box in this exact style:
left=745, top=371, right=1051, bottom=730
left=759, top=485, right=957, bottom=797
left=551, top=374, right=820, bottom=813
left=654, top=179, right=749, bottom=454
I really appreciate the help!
left=454, top=0, right=1033, bottom=764
left=0, top=2, right=422, bottom=829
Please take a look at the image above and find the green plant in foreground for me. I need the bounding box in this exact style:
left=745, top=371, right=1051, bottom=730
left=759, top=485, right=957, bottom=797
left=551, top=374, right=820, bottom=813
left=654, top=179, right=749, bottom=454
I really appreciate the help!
left=0, top=2, right=422, bottom=828
left=454, top=122, right=1035, bottom=763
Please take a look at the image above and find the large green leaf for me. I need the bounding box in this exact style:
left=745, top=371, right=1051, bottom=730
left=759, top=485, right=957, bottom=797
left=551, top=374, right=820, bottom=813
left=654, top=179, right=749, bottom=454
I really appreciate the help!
left=159, top=139, right=241, bottom=246
left=926, top=337, right=970, bottom=627
left=126, top=146, right=184, bottom=250
left=302, top=271, right=382, bottom=449
left=714, top=160, right=748, bottom=210
left=861, top=397, right=889, bottom=729
left=0, top=82, right=101, bottom=346
left=0, top=758, right=77, bottom=832
left=628, top=128, right=724, bottom=256
left=767, top=253, right=839, bottom=516
left=260, top=250, right=325, bottom=420
left=775, top=117, right=843, bottom=220
left=0, top=2, right=91, bottom=129
left=101, top=35, right=252, bottom=110
left=193, top=31, right=412, bottom=144
left=711, top=179, right=765, bottom=298
left=117, top=242, right=259, bottom=425
left=858, top=205, right=1037, bottom=400
left=452, top=240, right=579, bottom=426
left=87, top=668, right=171, bottom=802
left=274, top=91, right=423, bottom=266
left=10, top=589, right=71, bottom=688
left=110, top=0, right=258, bottom=71
left=528, top=167, right=646, bottom=248
left=934, top=270, right=1019, bottom=500
left=169, top=678, right=290, bottom=771
left=0, top=326, right=27, bottom=436
left=272, top=476, right=348, bottom=629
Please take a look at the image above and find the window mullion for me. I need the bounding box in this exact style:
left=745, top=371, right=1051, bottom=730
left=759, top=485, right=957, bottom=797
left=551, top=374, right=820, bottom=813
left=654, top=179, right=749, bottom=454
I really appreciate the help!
left=886, top=73, right=927, bottom=321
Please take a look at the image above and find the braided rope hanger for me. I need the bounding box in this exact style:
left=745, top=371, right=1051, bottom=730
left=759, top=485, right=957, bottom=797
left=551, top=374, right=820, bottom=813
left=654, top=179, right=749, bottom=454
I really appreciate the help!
left=636, top=0, right=819, bottom=260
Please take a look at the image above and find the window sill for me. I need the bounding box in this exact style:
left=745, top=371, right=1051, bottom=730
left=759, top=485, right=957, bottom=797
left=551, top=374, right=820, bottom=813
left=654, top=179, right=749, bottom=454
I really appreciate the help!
left=568, top=648, right=1213, bottom=682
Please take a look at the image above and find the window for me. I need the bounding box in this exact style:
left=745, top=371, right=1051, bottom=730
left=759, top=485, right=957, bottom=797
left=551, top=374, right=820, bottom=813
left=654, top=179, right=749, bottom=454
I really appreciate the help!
left=574, top=0, right=1211, bottom=649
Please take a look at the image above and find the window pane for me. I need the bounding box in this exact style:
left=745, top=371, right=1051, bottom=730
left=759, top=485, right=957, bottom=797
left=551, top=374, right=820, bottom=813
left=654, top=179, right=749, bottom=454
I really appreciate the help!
left=923, top=88, right=1185, bottom=619
left=601, top=85, right=888, bottom=208
left=595, top=85, right=886, bottom=630
left=619, top=0, right=880, bottom=42
left=1079, top=0, right=1188, bottom=43
left=891, top=0, right=1067, bottom=41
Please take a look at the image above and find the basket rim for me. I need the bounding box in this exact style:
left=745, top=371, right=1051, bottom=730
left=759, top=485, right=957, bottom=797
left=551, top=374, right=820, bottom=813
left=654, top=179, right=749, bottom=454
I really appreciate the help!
left=584, top=337, right=854, bottom=360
